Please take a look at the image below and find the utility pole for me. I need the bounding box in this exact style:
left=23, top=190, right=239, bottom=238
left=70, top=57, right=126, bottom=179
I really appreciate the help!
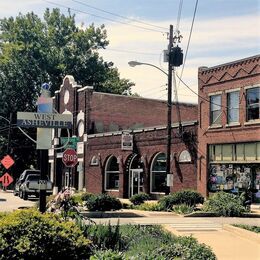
left=7, top=113, right=12, bottom=154
left=166, top=25, right=174, bottom=195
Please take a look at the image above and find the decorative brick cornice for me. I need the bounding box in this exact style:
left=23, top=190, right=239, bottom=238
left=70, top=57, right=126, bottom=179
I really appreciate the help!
left=199, top=55, right=260, bottom=85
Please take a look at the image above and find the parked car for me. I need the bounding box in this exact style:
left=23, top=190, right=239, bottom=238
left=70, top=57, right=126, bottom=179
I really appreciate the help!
left=13, top=169, right=40, bottom=196
left=19, top=174, right=53, bottom=200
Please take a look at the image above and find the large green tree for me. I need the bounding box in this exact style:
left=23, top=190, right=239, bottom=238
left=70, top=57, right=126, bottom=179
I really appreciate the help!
left=0, top=8, right=134, bottom=174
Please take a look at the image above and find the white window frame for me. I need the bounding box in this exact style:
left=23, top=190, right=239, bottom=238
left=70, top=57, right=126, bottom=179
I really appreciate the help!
left=104, top=155, right=119, bottom=191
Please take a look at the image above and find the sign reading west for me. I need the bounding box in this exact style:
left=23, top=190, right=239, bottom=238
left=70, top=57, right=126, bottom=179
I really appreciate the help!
left=17, top=112, right=72, bottom=129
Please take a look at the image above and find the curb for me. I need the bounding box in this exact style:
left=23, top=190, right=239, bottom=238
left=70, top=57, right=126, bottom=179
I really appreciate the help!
left=223, top=224, right=260, bottom=243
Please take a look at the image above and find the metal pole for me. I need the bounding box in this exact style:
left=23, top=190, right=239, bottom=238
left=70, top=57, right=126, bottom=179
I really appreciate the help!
left=39, top=149, right=48, bottom=213
left=6, top=113, right=12, bottom=154
left=166, top=25, right=173, bottom=195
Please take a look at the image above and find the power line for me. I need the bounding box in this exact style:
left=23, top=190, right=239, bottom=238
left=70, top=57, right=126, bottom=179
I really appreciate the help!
left=43, top=0, right=167, bottom=34
left=71, top=0, right=168, bottom=31
left=177, top=0, right=199, bottom=90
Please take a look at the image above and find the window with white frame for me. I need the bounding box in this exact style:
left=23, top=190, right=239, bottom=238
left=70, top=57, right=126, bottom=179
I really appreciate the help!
left=210, top=94, right=222, bottom=125
left=150, top=152, right=166, bottom=193
left=227, top=91, right=239, bottom=124
left=246, top=87, right=260, bottom=121
left=105, top=156, right=119, bottom=190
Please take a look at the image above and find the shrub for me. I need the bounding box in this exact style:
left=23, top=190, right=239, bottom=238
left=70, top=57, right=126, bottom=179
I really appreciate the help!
left=82, top=221, right=125, bottom=251
left=81, top=192, right=95, bottom=202
left=129, top=193, right=150, bottom=205
left=134, top=202, right=164, bottom=211
left=86, top=193, right=122, bottom=211
left=203, top=191, right=246, bottom=217
left=233, top=224, right=260, bottom=233
left=154, top=236, right=216, bottom=260
left=159, top=190, right=204, bottom=211
left=173, top=204, right=194, bottom=214
left=90, top=249, right=126, bottom=260
left=0, top=209, right=92, bottom=259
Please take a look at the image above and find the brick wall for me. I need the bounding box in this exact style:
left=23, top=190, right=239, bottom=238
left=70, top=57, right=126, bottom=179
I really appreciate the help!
left=197, top=55, right=260, bottom=196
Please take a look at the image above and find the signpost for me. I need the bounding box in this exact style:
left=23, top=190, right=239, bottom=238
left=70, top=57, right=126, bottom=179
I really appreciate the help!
left=62, top=149, right=78, bottom=188
left=0, top=155, right=15, bottom=189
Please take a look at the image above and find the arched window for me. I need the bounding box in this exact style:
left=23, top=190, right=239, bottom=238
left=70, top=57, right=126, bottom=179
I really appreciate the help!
left=105, top=156, right=119, bottom=190
left=150, top=152, right=166, bottom=193
left=179, top=150, right=192, bottom=162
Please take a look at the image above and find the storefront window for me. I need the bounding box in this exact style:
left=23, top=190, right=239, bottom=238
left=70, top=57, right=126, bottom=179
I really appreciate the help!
left=105, top=156, right=119, bottom=190
left=210, top=95, right=222, bottom=125
left=245, top=143, right=256, bottom=161
left=227, top=91, right=239, bottom=123
left=246, top=87, right=260, bottom=121
left=151, top=152, right=166, bottom=193
left=222, top=144, right=233, bottom=161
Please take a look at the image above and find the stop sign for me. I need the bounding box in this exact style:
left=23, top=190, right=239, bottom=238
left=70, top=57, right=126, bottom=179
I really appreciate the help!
left=62, top=148, right=78, bottom=167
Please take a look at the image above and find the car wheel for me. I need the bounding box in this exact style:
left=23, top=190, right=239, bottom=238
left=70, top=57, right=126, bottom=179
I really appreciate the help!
left=19, top=190, right=23, bottom=198
left=23, top=191, right=28, bottom=200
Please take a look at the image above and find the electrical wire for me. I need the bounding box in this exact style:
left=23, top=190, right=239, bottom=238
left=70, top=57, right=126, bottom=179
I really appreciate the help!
left=43, top=0, right=167, bottom=34
left=177, top=0, right=199, bottom=90
left=71, top=0, right=168, bottom=31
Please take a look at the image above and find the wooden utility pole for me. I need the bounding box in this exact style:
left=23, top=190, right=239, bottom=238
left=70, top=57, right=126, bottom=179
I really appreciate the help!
left=166, top=25, right=173, bottom=195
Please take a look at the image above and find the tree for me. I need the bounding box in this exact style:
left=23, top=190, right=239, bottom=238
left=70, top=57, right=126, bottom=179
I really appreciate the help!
left=0, top=8, right=134, bottom=174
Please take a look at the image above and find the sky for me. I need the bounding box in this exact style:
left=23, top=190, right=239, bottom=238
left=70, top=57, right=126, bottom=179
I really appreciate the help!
left=0, top=0, right=259, bottom=104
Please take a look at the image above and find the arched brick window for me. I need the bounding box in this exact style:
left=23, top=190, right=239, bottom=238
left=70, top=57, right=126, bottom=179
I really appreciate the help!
left=105, top=155, right=119, bottom=190
left=150, top=152, right=166, bottom=193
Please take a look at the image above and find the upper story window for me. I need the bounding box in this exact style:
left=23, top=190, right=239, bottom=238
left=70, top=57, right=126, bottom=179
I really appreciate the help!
left=227, top=91, right=239, bottom=124
left=246, top=87, right=260, bottom=121
left=210, top=94, right=222, bottom=125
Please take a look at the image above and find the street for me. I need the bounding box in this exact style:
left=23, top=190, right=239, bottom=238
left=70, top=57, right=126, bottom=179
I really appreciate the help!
left=0, top=189, right=36, bottom=212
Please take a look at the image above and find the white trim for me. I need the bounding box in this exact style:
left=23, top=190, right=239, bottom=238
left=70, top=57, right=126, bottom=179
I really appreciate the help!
left=244, top=84, right=260, bottom=90
left=244, top=120, right=260, bottom=126
left=48, top=159, right=54, bottom=163
left=208, top=91, right=222, bottom=96
left=77, top=86, right=93, bottom=92
left=78, top=158, right=84, bottom=162
left=209, top=124, right=223, bottom=129
left=225, top=88, right=240, bottom=93
left=225, top=122, right=241, bottom=127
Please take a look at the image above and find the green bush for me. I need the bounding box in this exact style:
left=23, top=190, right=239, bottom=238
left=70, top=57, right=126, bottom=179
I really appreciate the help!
left=233, top=224, right=260, bottom=233
left=134, top=202, right=164, bottom=211
left=203, top=191, right=246, bottom=217
left=154, top=236, right=216, bottom=260
left=81, top=192, right=95, bottom=202
left=90, top=249, right=126, bottom=260
left=0, top=209, right=92, bottom=260
left=129, top=193, right=150, bottom=205
left=173, top=204, right=194, bottom=214
left=86, top=193, right=122, bottom=211
left=159, top=190, right=204, bottom=210
left=82, top=221, right=125, bottom=251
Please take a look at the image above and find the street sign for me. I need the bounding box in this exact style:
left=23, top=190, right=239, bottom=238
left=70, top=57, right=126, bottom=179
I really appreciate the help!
left=0, top=155, right=15, bottom=169
left=60, top=137, right=79, bottom=150
left=17, top=112, right=72, bottom=129
left=62, top=149, right=78, bottom=167
left=0, top=173, right=14, bottom=187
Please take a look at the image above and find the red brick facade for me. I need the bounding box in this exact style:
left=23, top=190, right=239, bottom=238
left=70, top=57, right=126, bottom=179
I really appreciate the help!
left=197, top=55, right=260, bottom=197
left=50, top=75, right=198, bottom=198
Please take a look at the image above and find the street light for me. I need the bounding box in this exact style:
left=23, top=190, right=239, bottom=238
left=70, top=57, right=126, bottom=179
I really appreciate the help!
left=128, top=61, right=168, bottom=77
left=128, top=58, right=173, bottom=195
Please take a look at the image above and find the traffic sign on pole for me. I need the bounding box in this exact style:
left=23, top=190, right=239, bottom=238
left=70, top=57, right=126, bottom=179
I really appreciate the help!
left=1, top=155, right=15, bottom=169
left=62, top=149, right=78, bottom=168
left=0, top=173, right=14, bottom=187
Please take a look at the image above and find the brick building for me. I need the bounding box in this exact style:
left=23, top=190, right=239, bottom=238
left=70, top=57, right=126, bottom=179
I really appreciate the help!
left=49, top=75, right=198, bottom=198
left=197, top=55, right=260, bottom=200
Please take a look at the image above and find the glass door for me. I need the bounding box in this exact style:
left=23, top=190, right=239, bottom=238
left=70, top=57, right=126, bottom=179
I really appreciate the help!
left=129, top=169, right=143, bottom=197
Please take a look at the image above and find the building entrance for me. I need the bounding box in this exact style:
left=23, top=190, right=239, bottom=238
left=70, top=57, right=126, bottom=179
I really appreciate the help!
left=129, top=169, right=143, bottom=197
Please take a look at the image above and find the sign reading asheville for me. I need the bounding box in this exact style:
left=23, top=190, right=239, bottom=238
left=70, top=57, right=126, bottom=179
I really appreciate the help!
left=17, top=112, right=72, bottom=129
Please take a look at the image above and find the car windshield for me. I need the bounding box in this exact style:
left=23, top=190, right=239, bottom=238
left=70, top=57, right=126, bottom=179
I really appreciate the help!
left=26, top=175, right=40, bottom=181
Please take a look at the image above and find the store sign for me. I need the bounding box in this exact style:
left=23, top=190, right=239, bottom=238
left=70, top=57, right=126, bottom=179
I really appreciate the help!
left=121, top=133, right=133, bottom=151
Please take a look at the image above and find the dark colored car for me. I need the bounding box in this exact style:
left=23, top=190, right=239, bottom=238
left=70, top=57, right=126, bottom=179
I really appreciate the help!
left=13, top=169, right=40, bottom=196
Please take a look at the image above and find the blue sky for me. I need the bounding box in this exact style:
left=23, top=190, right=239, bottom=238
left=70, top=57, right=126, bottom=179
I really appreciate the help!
left=1, top=0, right=259, bottom=103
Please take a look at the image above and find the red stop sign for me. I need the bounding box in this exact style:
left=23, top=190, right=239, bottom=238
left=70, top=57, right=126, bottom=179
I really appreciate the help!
left=62, top=149, right=78, bottom=167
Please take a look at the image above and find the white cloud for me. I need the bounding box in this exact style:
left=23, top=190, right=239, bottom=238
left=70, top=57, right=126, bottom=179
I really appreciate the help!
left=99, top=13, right=259, bottom=103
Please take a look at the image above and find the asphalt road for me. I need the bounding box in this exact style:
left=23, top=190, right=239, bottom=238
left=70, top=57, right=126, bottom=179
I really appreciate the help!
left=0, top=189, right=36, bottom=212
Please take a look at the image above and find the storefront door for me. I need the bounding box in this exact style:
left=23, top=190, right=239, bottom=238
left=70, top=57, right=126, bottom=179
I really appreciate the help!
left=129, top=169, right=143, bottom=197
